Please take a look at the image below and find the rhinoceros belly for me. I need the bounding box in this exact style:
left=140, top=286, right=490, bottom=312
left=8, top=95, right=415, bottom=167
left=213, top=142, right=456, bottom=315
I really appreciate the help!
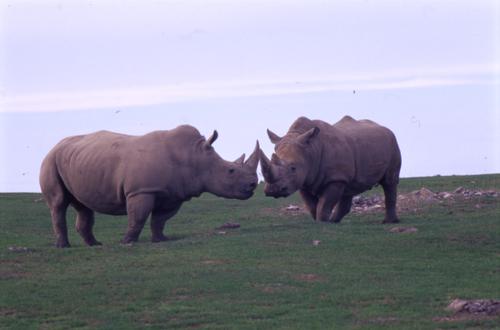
left=344, top=181, right=375, bottom=196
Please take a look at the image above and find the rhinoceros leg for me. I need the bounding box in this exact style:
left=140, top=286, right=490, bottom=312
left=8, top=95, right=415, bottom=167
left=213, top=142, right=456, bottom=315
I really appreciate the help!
left=316, top=182, right=345, bottom=222
left=50, top=204, right=71, bottom=248
left=382, top=183, right=400, bottom=223
left=44, top=186, right=71, bottom=248
left=72, top=202, right=102, bottom=246
left=331, top=195, right=353, bottom=223
left=150, top=204, right=181, bottom=243
left=122, top=194, right=155, bottom=244
left=300, top=190, right=318, bottom=220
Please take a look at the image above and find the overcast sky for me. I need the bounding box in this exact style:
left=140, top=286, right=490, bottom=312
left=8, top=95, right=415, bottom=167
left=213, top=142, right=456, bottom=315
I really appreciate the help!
left=1, top=0, right=499, bottom=192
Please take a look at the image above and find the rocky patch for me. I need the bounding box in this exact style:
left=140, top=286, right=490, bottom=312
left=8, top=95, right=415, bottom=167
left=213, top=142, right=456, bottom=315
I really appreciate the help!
left=279, top=187, right=499, bottom=216
left=435, top=299, right=500, bottom=322
left=446, top=299, right=500, bottom=316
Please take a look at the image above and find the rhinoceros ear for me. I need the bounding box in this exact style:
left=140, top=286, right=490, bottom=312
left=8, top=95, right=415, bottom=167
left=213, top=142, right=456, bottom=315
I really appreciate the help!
left=244, top=140, right=260, bottom=171
left=297, top=127, right=320, bottom=145
left=204, top=130, right=218, bottom=149
left=234, top=153, right=245, bottom=165
left=259, top=149, right=274, bottom=182
left=267, top=129, right=282, bottom=144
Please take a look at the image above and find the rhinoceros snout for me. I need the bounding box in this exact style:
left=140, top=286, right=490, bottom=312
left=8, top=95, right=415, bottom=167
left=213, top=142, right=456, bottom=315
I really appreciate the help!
left=264, top=184, right=290, bottom=198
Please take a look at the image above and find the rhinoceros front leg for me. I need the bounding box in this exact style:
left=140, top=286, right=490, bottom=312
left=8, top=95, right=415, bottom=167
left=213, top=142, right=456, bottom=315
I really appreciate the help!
left=122, top=194, right=155, bottom=244
left=316, top=182, right=345, bottom=222
left=150, top=204, right=182, bottom=243
left=331, top=195, right=353, bottom=223
left=300, top=189, right=318, bottom=220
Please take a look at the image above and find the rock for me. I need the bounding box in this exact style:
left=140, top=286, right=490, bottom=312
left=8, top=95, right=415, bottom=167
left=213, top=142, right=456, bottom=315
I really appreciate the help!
left=438, top=192, right=453, bottom=199
left=8, top=246, right=31, bottom=252
left=485, top=190, right=498, bottom=197
left=312, top=240, right=321, bottom=246
left=285, top=204, right=301, bottom=211
left=446, top=299, right=468, bottom=312
left=413, top=187, right=436, bottom=200
left=454, top=187, right=465, bottom=194
left=389, top=226, right=418, bottom=234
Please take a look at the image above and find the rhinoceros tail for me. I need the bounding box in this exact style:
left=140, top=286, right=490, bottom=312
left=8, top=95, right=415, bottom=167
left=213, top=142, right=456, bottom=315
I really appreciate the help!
left=39, top=151, right=71, bottom=209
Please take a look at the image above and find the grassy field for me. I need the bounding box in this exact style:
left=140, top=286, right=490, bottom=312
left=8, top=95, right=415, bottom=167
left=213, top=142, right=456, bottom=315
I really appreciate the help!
left=1, top=174, right=499, bottom=329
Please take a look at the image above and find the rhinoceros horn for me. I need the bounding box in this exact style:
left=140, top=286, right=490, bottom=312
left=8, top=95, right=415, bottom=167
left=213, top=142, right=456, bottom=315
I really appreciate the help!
left=267, top=129, right=282, bottom=144
left=234, top=154, right=245, bottom=165
left=259, top=149, right=277, bottom=182
left=244, top=141, right=260, bottom=171
left=204, top=130, right=218, bottom=149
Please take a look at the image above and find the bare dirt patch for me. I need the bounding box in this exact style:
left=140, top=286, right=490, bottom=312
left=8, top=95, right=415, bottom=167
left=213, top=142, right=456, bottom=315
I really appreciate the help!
left=294, top=273, right=325, bottom=283
left=0, top=307, right=19, bottom=317
left=0, top=259, right=31, bottom=280
left=216, top=222, right=241, bottom=230
left=253, top=283, right=298, bottom=294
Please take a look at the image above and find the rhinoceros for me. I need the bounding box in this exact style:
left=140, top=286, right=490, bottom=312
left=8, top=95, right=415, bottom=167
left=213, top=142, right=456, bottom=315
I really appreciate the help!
left=40, top=125, right=259, bottom=247
left=260, top=116, right=401, bottom=223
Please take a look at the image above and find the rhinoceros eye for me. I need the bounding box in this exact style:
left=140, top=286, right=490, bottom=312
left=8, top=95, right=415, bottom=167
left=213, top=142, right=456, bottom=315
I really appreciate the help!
left=229, top=168, right=235, bottom=174
left=290, top=166, right=296, bottom=172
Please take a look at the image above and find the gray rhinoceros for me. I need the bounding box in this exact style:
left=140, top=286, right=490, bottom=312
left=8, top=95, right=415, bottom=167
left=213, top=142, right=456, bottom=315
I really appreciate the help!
left=260, top=116, right=401, bottom=223
left=40, top=125, right=259, bottom=247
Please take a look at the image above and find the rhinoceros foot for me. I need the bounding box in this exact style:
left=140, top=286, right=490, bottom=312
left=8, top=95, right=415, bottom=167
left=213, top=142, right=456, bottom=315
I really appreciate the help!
left=85, top=239, right=102, bottom=247
left=55, top=240, right=71, bottom=248
left=121, top=236, right=139, bottom=244
left=382, top=217, right=400, bottom=224
left=151, top=234, right=169, bottom=243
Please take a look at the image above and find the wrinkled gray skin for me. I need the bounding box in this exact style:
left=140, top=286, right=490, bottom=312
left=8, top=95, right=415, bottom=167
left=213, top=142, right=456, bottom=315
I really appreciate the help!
left=40, top=125, right=259, bottom=248
left=260, top=116, right=401, bottom=224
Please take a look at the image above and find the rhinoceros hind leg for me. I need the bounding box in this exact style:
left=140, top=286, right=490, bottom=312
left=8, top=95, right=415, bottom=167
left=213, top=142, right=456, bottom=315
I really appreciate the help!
left=73, top=202, right=101, bottom=246
left=122, top=194, right=155, bottom=244
left=51, top=207, right=71, bottom=248
left=331, top=195, right=353, bottom=223
left=381, top=182, right=400, bottom=223
left=47, top=193, right=71, bottom=248
left=151, top=204, right=181, bottom=243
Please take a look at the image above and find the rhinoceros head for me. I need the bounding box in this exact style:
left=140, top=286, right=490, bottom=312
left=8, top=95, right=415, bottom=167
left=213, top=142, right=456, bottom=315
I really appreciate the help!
left=260, top=127, right=320, bottom=198
left=201, top=131, right=259, bottom=200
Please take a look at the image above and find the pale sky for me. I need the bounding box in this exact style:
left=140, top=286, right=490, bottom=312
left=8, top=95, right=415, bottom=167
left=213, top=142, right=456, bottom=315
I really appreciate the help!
left=1, top=0, right=499, bottom=192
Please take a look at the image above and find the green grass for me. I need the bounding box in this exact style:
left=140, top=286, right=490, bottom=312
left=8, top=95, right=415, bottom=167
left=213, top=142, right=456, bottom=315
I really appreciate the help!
left=1, top=174, right=499, bottom=329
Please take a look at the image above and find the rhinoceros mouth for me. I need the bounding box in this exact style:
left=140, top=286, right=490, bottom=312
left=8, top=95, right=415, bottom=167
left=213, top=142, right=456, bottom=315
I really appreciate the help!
left=264, top=185, right=291, bottom=198
left=236, top=189, right=254, bottom=200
